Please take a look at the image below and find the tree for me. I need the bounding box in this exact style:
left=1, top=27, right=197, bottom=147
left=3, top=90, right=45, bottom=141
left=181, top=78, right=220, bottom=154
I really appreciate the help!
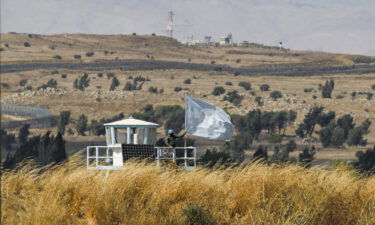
left=299, top=146, right=316, bottom=168
left=260, top=84, right=270, bottom=91
left=223, top=90, right=243, bottom=106
left=0, top=129, right=15, bottom=152
left=238, top=81, right=251, bottom=91
left=331, top=127, right=346, bottom=148
left=199, top=148, right=231, bottom=167
left=352, top=146, right=375, bottom=174
left=295, top=106, right=324, bottom=138
left=337, top=114, right=355, bottom=139
left=254, top=96, right=263, bottom=106
left=321, top=79, right=335, bottom=98
left=346, top=127, right=366, bottom=146
left=212, top=86, right=225, bottom=96
left=76, top=114, right=88, bottom=136
left=247, top=110, right=263, bottom=139
left=253, top=145, right=268, bottom=161
left=19, top=124, right=30, bottom=144
left=319, top=122, right=335, bottom=147
left=285, top=140, right=297, bottom=152
left=57, top=111, right=71, bottom=135
left=109, top=76, right=120, bottom=91
left=270, top=91, right=282, bottom=101
left=46, top=132, right=67, bottom=163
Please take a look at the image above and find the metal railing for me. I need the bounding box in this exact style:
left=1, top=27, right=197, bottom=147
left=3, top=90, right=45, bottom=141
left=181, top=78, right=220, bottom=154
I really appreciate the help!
left=86, top=146, right=116, bottom=170
left=155, top=146, right=196, bottom=170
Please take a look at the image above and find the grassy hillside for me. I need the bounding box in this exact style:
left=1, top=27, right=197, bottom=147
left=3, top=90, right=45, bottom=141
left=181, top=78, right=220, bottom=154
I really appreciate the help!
left=1, top=33, right=370, bottom=66
left=1, top=157, right=374, bottom=225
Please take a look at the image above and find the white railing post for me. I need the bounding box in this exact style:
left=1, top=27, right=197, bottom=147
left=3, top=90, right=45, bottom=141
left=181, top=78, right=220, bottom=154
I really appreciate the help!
left=96, top=146, right=99, bottom=167
left=173, top=148, right=176, bottom=163
left=184, top=147, right=187, bottom=167
left=194, top=147, right=196, bottom=168
left=87, top=147, right=89, bottom=168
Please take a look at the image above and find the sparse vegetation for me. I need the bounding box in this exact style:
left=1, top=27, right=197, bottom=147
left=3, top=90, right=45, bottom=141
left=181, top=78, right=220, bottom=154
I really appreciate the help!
left=212, top=86, right=225, bottom=96
left=223, top=90, right=243, bottom=106
left=260, top=84, right=270, bottom=91
left=238, top=81, right=251, bottom=91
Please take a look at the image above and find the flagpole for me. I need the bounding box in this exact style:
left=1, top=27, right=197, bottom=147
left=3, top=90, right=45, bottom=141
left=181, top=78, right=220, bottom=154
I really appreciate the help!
left=184, top=90, right=188, bottom=148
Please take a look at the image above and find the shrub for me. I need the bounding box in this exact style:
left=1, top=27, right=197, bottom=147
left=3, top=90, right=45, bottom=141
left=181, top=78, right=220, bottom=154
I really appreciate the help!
left=235, top=59, right=241, bottom=63
left=53, top=55, right=62, bottom=60
left=299, top=146, right=316, bottom=168
left=86, top=52, right=94, bottom=57
left=212, top=86, right=225, bottom=96
left=174, top=87, right=182, bottom=92
left=134, top=76, right=150, bottom=82
left=225, top=81, right=232, bottom=86
left=233, top=71, right=241, bottom=76
left=61, top=74, right=67, bottom=79
left=267, top=134, right=282, bottom=143
left=51, top=70, right=59, bottom=75
left=304, top=88, right=313, bottom=93
left=321, top=79, right=335, bottom=98
left=254, top=96, right=263, bottom=106
left=260, top=84, right=270, bottom=91
left=367, top=93, right=373, bottom=100
left=286, top=140, right=297, bottom=152
left=336, top=95, right=344, bottom=99
left=148, top=86, right=158, bottom=93
left=210, top=60, right=215, bottom=64
left=38, top=79, right=58, bottom=89
left=73, top=73, right=90, bottom=91
left=97, top=73, right=103, bottom=78
left=238, top=81, right=251, bottom=91
left=73, top=54, right=81, bottom=59
left=270, top=91, right=282, bottom=101
left=223, top=90, right=243, bottom=106
left=214, top=67, right=223, bottom=72
left=199, top=149, right=231, bottom=167
left=107, top=72, right=115, bottom=79
left=24, top=42, right=31, bottom=47
left=352, top=146, right=375, bottom=174
left=26, top=85, right=32, bottom=90
left=19, top=79, right=27, bottom=86
left=76, top=114, right=88, bottom=136
left=372, top=84, right=375, bottom=90
left=183, top=79, right=191, bottom=84
left=253, top=145, right=268, bottom=161
left=109, top=76, right=120, bottom=91
left=132, top=32, right=137, bottom=35
left=0, top=48, right=4, bottom=52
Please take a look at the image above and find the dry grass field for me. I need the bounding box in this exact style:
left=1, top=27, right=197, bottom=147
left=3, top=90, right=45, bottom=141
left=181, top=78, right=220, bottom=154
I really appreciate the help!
left=1, top=157, right=375, bottom=225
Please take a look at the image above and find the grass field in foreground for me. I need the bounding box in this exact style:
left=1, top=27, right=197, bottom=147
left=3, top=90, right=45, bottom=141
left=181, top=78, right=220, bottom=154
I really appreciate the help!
left=1, top=157, right=374, bottom=225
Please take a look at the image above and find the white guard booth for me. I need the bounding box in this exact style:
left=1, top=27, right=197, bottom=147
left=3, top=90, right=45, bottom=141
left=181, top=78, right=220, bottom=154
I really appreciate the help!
left=86, top=117, right=196, bottom=170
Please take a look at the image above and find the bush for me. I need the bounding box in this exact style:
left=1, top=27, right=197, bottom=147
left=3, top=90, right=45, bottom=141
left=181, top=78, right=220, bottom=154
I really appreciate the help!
left=0, top=48, right=4, bottom=52
left=148, top=86, right=158, bottom=93
left=24, top=42, right=31, bottom=47
left=76, top=114, right=88, bottom=136
left=253, top=145, right=268, bottom=161
left=267, top=134, right=282, bottom=143
left=51, top=70, right=59, bottom=75
left=321, top=79, right=335, bottom=98
left=270, top=91, right=282, bottom=101
left=225, top=81, right=232, bottom=86
left=210, top=60, right=215, bottom=64
left=109, top=76, right=120, bottom=91
left=183, top=79, right=192, bottom=84
left=19, top=79, right=27, bottom=86
left=352, top=146, right=375, bottom=174
left=238, top=81, right=251, bottom=91
left=73, top=73, right=90, bottom=91
left=286, top=140, right=297, bottom=152
left=367, top=93, right=373, bottom=100
left=260, top=84, right=270, bottom=91
left=235, top=59, right=241, bottom=63
left=61, top=74, right=67, bottom=79
left=38, top=79, right=58, bottom=89
left=223, top=90, right=243, bottom=106
left=233, top=71, right=241, bottom=76
left=254, top=96, right=263, bottom=106
left=299, top=146, right=316, bottom=168
left=107, top=72, right=115, bottom=79
left=97, top=73, right=103, bottom=78
left=372, top=84, right=375, bottom=90
left=73, top=54, right=81, bottom=59
left=199, top=149, right=231, bottom=167
left=304, top=88, right=313, bottom=93
left=134, top=76, right=150, bottom=82
left=86, top=52, right=94, bottom=57
left=174, top=87, right=182, bottom=92
left=212, top=86, right=225, bottom=96
left=53, top=55, right=62, bottom=60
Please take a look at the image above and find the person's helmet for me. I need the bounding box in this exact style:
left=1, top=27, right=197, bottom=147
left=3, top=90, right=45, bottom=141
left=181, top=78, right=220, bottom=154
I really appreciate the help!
left=168, top=129, right=174, bottom=134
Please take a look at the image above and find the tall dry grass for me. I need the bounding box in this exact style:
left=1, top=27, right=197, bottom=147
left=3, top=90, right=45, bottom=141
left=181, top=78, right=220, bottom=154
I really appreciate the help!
left=1, top=157, right=375, bottom=225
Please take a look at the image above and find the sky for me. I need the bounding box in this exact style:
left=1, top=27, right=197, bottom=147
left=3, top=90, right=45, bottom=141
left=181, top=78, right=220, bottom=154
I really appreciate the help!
left=1, top=0, right=375, bottom=56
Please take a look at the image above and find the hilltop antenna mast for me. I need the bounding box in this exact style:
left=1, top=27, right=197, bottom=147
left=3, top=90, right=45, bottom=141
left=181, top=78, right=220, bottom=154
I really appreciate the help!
left=166, top=11, right=174, bottom=38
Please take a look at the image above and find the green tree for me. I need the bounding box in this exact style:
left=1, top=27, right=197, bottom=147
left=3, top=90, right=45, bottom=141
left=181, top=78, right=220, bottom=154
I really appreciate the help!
left=331, top=127, right=346, bottom=148
left=57, top=111, right=71, bottom=135
left=76, top=114, right=88, bottom=136
left=109, top=76, right=120, bottom=91
left=270, top=91, right=282, bottom=101
left=212, top=86, right=225, bottom=96
left=299, top=146, right=316, bottom=168
left=19, top=124, right=30, bottom=144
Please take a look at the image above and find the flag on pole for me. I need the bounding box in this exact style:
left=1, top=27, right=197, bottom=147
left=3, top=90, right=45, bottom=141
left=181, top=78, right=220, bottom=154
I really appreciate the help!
left=185, top=96, right=234, bottom=141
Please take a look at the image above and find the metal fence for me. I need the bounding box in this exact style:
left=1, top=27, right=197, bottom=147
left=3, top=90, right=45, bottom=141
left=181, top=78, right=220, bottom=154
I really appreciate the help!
left=0, top=103, right=56, bottom=130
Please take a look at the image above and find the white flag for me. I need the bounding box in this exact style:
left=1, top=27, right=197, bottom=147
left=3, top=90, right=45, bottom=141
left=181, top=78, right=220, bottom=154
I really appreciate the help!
left=185, top=96, right=234, bottom=141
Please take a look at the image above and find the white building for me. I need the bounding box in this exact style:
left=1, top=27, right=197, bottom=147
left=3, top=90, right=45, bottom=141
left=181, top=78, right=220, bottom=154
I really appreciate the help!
left=86, top=117, right=196, bottom=170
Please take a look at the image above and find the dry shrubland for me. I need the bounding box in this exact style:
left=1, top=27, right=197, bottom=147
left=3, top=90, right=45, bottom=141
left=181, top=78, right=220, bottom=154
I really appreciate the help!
left=2, top=157, right=375, bottom=225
